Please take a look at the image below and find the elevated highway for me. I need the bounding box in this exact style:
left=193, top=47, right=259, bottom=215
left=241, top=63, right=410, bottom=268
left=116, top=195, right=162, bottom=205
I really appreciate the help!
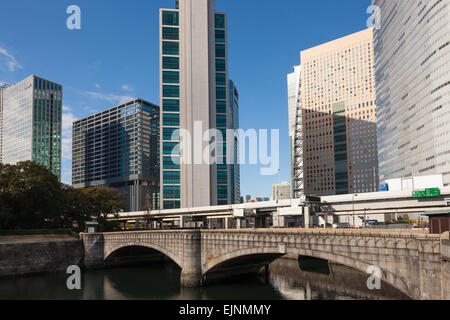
left=107, top=188, right=450, bottom=229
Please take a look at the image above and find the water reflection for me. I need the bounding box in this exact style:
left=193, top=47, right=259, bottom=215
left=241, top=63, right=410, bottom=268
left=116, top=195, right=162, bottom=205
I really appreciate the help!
left=0, top=256, right=410, bottom=300
left=269, top=257, right=411, bottom=300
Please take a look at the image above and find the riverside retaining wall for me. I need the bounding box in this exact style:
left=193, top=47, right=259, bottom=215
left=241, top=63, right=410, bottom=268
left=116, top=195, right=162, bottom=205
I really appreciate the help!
left=0, top=239, right=84, bottom=277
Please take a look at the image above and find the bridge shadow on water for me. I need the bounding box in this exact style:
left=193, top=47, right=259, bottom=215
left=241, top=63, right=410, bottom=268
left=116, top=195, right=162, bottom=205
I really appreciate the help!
left=96, top=246, right=411, bottom=300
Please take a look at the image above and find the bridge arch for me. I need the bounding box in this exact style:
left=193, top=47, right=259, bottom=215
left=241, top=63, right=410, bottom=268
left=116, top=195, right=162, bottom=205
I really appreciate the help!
left=202, top=247, right=412, bottom=299
left=104, top=243, right=183, bottom=269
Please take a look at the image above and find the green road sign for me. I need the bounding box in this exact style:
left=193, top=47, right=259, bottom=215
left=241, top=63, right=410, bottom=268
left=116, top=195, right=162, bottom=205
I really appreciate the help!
left=412, top=188, right=440, bottom=198
left=425, top=188, right=440, bottom=197
left=412, top=191, right=425, bottom=198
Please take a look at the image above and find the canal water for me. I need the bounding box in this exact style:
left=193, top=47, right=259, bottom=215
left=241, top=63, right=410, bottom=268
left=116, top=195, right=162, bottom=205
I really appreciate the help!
left=0, top=257, right=410, bottom=300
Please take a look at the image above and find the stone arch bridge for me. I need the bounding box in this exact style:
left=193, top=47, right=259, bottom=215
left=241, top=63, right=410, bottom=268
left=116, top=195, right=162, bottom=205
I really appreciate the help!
left=80, top=229, right=450, bottom=300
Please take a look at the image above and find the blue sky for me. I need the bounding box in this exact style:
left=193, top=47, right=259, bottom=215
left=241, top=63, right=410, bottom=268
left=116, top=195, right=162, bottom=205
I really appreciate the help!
left=0, top=0, right=371, bottom=197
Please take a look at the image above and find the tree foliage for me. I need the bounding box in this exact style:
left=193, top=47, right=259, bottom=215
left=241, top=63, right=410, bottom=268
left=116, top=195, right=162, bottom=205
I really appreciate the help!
left=0, top=161, right=124, bottom=231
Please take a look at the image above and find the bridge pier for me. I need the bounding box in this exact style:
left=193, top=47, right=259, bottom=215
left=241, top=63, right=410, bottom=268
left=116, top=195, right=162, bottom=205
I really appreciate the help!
left=304, top=207, right=310, bottom=228
left=180, top=269, right=203, bottom=287
left=180, top=230, right=203, bottom=287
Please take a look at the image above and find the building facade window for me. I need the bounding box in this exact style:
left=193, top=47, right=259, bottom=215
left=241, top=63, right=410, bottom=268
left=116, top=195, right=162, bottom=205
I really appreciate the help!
left=162, top=27, right=179, bottom=40
left=162, top=11, right=179, bottom=26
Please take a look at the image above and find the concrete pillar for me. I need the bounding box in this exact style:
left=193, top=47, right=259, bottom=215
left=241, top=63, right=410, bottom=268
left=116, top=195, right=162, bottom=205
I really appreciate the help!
left=180, top=216, right=187, bottom=229
left=202, top=217, right=208, bottom=229
left=180, top=230, right=203, bottom=287
left=273, top=213, right=285, bottom=228
left=225, top=217, right=234, bottom=229
left=80, top=233, right=106, bottom=269
left=279, top=215, right=285, bottom=228
left=304, top=206, right=310, bottom=229
left=180, top=268, right=203, bottom=287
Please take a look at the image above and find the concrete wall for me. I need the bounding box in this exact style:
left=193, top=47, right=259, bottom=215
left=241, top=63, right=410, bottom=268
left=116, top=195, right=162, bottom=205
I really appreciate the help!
left=0, top=240, right=83, bottom=277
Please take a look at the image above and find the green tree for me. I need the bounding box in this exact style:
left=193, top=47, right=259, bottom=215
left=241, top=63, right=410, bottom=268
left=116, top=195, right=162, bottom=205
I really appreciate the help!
left=63, top=186, right=124, bottom=232
left=0, top=161, right=65, bottom=229
left=0, top=163, right=16, bottom=228
left=0, top=162, right=124, bottom=231
left=399, top=214, right=410, bottom=223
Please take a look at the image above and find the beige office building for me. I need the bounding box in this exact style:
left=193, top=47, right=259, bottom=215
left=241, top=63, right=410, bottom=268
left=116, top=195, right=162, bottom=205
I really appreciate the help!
left=292, top=28, right=378, bottom=196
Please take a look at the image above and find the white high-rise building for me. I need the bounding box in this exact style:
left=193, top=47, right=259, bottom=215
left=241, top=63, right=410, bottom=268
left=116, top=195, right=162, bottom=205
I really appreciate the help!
left=160, top=0, right=236, bottom=209
left=374, top=0, right=450, bottom=186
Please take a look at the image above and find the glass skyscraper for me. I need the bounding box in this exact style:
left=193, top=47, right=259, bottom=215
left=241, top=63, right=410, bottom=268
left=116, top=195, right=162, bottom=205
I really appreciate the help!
left=160, top=0, right=237, bottom=209
left=72, top=99, right=160, bottom=212
left=374, top=0, right=450, bottom=186
left=0, top=75, right=62, bottom=179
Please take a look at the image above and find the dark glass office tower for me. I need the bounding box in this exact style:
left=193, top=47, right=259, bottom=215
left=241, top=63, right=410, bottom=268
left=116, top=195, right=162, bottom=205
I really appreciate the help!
left=72, top=99, right=160, bottom=212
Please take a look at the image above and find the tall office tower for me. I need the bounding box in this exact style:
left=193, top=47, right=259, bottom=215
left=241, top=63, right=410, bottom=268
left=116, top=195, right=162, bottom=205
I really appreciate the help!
left=229, top=79, right=240, bottom=204
left=287, top=65, right=303, bottom=198
left=373, top=0, right=450, bottom=186
left=0, top=83, right=7, bottom=163
left=296, top=28, right=378, bottom=196
left=160, top=0, right=235, bottom=209
left=72, top=99, right=160, bottom=212
left=0, top=75, right=62, bottom=179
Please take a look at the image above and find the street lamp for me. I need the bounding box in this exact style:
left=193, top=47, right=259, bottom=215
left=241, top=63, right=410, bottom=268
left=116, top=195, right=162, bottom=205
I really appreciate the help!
left=352, top=194, right=358, bottom=229
left=363, top=208, right=368, bottom=229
